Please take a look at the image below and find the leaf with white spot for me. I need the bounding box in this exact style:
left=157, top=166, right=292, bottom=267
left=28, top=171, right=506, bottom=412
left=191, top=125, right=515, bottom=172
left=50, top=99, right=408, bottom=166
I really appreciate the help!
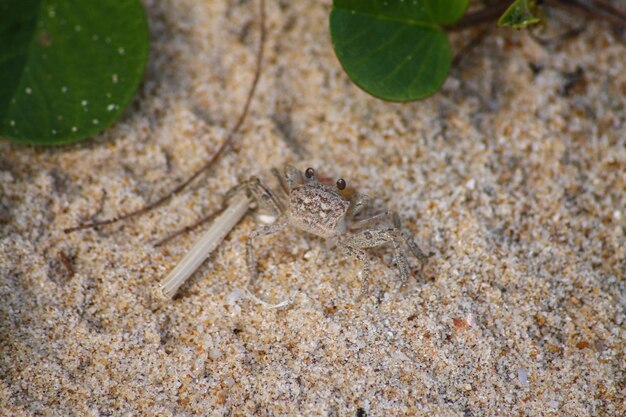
left=0, top=0, right=149, bottom=144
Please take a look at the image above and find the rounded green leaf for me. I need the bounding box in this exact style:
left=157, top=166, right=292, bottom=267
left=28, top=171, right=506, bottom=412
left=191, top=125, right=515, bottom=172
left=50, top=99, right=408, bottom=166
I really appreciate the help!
left=0, top=0, right=149, bottom=145
left=330, top=0, right=468, bottom=102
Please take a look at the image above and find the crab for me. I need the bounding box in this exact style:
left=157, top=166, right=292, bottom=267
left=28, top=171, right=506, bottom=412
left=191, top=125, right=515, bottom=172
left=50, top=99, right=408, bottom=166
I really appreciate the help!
left=233, top=165, right=428, bottom=302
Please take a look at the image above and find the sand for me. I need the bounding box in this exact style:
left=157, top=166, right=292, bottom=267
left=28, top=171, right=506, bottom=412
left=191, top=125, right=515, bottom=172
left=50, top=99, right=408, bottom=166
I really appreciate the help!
left=1, top=1, right=624, bottom=416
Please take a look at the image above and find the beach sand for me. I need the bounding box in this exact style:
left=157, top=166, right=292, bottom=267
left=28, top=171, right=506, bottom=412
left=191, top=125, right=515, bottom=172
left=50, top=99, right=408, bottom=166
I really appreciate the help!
left=1, top=1, right=624, bottom=415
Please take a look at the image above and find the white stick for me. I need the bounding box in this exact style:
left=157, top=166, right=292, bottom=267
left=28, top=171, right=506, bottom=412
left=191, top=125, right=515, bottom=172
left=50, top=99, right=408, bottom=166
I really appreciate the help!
left=154, top=191, right=251, bottom=299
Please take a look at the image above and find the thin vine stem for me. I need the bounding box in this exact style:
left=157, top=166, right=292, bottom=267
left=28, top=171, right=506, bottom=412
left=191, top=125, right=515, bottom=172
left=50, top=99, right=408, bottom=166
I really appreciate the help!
left=546, top=0, right=626, bottom=27
left=64, top=0, right=267, bottom=234
left=448, top=0, right=626, bottom=32
left=153, top=209, right=220, bottom=247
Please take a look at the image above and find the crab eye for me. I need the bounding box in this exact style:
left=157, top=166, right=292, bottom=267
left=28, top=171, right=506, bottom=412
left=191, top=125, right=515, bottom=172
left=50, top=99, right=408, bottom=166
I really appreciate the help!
left=305, top=167, right=315, bottom=179
left=336, top=178, right=346, bottom=190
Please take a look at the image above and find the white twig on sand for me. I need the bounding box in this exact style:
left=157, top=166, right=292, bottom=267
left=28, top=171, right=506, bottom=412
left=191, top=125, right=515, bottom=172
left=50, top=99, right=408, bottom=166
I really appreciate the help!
left=154, top=191, right=251, bottom=299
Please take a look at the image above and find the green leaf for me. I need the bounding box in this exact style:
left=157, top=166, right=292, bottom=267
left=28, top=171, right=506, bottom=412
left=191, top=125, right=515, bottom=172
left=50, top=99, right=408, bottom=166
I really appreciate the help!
left=497, top=0, right=542, bottom=28
left=330, top=0, right=468, bottom=102
left=0, top=0, right=149, bottom=145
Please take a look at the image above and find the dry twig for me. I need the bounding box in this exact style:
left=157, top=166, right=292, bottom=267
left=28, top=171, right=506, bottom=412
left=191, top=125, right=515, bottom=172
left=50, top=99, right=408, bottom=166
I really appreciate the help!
left=65, top=0, right=267, bottom=234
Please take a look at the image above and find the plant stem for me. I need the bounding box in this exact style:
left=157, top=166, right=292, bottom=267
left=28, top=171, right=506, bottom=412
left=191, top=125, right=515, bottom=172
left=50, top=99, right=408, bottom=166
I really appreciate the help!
left=154, top=191, right=251, bottom=299
left=448, top=0, right=626, bottom=32
left=64, top=0, right=267, bottom=234
left=546, top=0, right=626, bottom=27
left=447, top=1, right=510, bottom=31
left=153, top=209, right=221, bottom=247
